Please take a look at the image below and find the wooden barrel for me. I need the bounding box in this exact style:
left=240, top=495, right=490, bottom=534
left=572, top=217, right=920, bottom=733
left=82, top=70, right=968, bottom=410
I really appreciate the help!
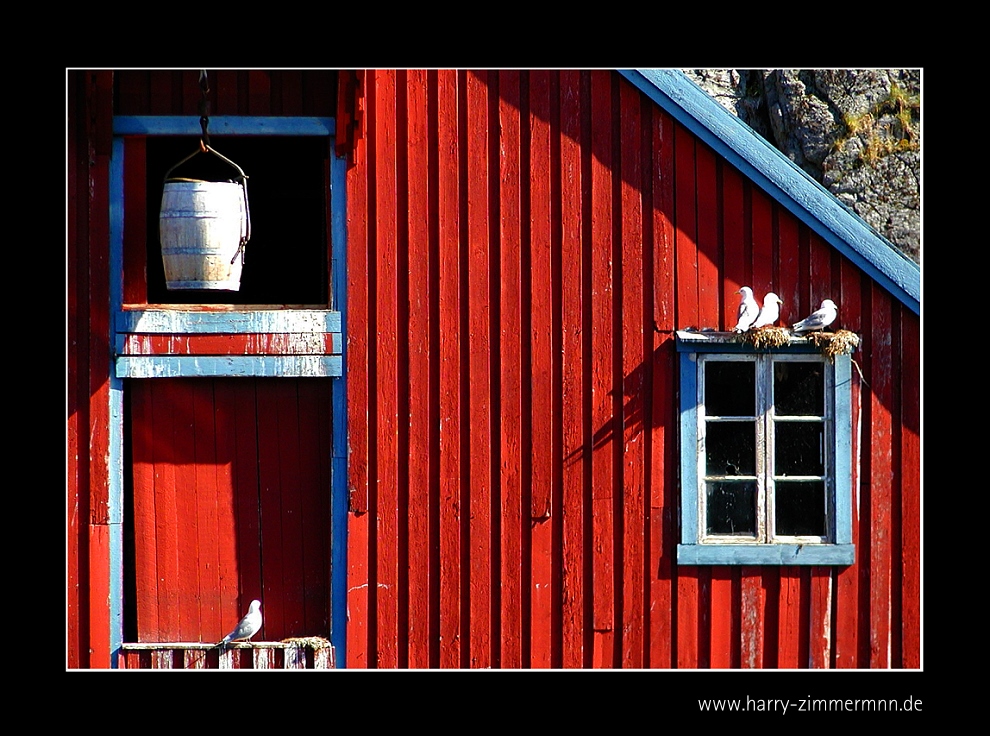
left=159, top=179, right=248, bottom=290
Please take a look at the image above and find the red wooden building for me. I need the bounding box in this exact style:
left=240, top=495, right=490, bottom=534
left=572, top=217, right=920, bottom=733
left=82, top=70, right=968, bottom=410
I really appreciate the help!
left=67, top=69, right=921, bottom=669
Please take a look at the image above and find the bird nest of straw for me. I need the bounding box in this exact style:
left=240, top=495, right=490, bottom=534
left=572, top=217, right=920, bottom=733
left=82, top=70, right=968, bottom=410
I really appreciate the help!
left=806, top=329, right=861, bottom=357
left=741, top=326, right=791, bottom=349
left=281, top=636, right=333, bottom=650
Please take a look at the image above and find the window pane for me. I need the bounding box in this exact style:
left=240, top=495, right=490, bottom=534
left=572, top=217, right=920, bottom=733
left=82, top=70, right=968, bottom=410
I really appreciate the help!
left=706, top=361, right=754, bottom=416
left=707, top=481, right=757, bottom=535
left=706, top=421, right=755, bottom=476
left=774, top=361, right=824, bottom=416
left=775, top=421, right=824, bottom=476
left=775, top=481, right=826, bottom=536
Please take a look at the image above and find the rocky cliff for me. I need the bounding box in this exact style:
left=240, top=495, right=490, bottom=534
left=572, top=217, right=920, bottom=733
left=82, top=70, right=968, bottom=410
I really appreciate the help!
left=682, top=69, right=920, bottom=264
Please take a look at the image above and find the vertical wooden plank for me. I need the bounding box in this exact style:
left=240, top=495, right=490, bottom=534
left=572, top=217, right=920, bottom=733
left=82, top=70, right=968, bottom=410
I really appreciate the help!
left=212, top=381, right=240, bottom=640
left=834, top=256, right=862, bottom=667
left=807, top=232, right=833, bottom=327
left=868, top=285, right=894, bottom=668
left=784, top=209, right=808, bottom=325
left=374, top=69, right=401, bottom=669
left=192, top=379, right=222, bottom=641
left=695, top=142, right=720, bottom=330
left=739, top=563, right=765, bottom=669
left=279, top=70, right=304, bottom=116
left=152, top=380, right=180, bottom=642
left=66, top=70, right=83, bottom=669
left=437, top=68, right=463, bottom=669
left=529, top=69, right=555, bottom=668
left=148, top=71, right=174, bottom=116
left=254, top=647, right=275, bottom=670
left=405, top=69, right=433, bottom=668
left=755, top=192, right=782, bottom=311
left=230, top=380, right=263, bottom=626
left=617, top=80, right=646, bottom=669
left=900, top=311, right=920, bottom=668
left=256, top=385, right=287, bottom=639
left=672, top=119, right=700, bottom=668
left=248, top=70, right=271, bottom=115
left=809, top=568, right=833, bottom=668
left=115, top=69, right=150, bottom=114
left=772, top=569, right=799, bottom=668
left=673, top=121, right=699, bottom=329
left=87, top=69, right=113, bottom=668
left=130, top=382, right=159, bottom=640
left=589, top=70, right=615, bottom=668
left=466, top=69, right=493, bottom=668
left=648, top=107, right=676, bottom=670
left=558, top=69, right=587, bottom=669
left=497, top=69, right=524, bottom=669
left=345, top=69, right=371, bottom=668
left=805, top=231, right=834, bottom=668
left=296, top=380, right=330, bottom=635
left=214, top=70, right=239, bottom=117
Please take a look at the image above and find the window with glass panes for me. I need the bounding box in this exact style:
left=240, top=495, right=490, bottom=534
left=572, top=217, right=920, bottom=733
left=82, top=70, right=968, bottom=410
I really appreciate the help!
left=677, top=337, right=854, bottom=565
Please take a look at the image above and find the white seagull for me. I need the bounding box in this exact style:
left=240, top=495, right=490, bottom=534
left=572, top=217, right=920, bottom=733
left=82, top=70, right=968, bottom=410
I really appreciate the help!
left=732, top=286, right=760, bottom=332
left=217, top=599, right=262, bottom=651
left=751, top=292, right=783, bottom=329
left=791, top=299, right=838, bottom=335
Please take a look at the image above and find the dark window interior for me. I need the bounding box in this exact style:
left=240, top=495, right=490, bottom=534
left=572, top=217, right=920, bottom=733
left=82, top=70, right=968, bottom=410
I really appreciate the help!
left=145, top=136, right=329, bottom=306
left=705, top=361, right=754, bottom=416
left=775, top=480, right=826, bottom=536
left=706, top=481, right=757, bottom=535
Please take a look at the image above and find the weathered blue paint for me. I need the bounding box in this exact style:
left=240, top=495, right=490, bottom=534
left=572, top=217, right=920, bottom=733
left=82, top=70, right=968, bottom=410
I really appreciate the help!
left=116, top=355, right=343, bottom=378
left=619, top=69, right=920, bottom=315
left=109, top=136, right=126, bottom=667
left=679, top=350, right=700, bottom=546
left=834, top=355, right=853, bottom=547
left=329, top=141, right=349, bottom=667
left=675, top=330, right=824, bottom=354
left=677, top=543, right=855, bottom=565
left=113, top=116, right=335, bottom=137
left=116, top=309, right=342, bottom=335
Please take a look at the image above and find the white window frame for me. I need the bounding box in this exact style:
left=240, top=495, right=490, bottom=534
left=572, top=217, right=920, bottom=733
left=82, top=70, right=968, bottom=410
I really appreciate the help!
left=676, top=332, right=854, bottom=565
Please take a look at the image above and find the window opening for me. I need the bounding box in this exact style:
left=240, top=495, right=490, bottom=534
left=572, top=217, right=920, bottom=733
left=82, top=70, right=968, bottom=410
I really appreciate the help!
left=144, top=136, right=330, bottom=306
left=676, top=332, right=854, bottom=566
left=700, top=354, right=832, bottom=545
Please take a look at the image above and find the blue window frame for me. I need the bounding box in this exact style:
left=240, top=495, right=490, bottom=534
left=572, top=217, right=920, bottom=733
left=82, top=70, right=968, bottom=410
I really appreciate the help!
left=676, top=332, right=854, bottom=565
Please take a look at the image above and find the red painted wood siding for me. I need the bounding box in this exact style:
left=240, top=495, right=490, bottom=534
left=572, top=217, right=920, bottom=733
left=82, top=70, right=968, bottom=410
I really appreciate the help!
left=344, top=69, right=921, bottom=669
left=129, top=377, right=331, bottom=644
left=114, top=70, right=337, bottom=117
left=68, top=69, right=920, bottom=669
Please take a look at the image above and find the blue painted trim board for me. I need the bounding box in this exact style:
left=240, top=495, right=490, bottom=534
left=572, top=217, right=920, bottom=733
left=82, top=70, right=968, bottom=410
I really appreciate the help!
left=679, top=351, right=699, bottom=545
left=108, top=137, right=126, bottom=666
left=113, top=116, right=335, bottom=137
left=116, top=355, right=343, bottom=378
left=329, top=144, right=349, bottom=666
left=116, top=309, right=342, bottom=335
left=619, top=69, right=920, bottom=315
left=677, top=543, right=855, bottom=565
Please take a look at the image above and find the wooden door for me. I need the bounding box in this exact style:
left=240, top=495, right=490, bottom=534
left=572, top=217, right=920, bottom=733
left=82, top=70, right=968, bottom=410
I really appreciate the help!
left=129, top=377, right=331, bottom=644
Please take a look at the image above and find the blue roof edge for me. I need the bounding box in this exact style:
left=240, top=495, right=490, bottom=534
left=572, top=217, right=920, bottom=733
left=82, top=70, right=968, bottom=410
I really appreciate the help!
left=619, top=69, right=920, bottom=316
